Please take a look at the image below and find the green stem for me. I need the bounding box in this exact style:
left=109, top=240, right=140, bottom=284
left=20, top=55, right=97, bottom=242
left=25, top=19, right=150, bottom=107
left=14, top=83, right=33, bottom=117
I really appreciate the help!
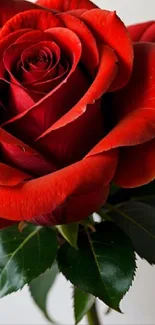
left=87, top=302, right=101, bottom=325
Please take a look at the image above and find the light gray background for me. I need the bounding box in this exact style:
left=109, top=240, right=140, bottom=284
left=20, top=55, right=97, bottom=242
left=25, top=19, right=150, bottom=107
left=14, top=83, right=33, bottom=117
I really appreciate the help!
left=0, top=0, right=155, bottom=324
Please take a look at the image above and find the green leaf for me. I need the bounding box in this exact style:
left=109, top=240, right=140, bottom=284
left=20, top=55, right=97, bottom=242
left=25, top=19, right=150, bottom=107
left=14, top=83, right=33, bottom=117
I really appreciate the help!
left=57, top=224, right=78, bottom=249
left=73, top=288, right=95, bottom=324
left=140, top=196, right=155, bottom=206
left=0, top=224, right=58, bottom=297
left=29, top=262, right=59, bottom=322
left=58, top=222, right=136, bottom=311
left=108, top=201, right=155, bottom=264
left=110, top=183, right=120, bottom=196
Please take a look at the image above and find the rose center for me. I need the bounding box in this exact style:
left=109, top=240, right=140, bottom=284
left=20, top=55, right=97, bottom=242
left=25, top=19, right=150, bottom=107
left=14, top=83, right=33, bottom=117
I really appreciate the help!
left=23, top=47, right=53, bottom=71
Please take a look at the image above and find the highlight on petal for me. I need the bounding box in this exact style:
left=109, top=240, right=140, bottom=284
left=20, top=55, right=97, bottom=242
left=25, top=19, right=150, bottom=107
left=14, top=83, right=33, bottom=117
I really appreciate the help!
left=36, top=0, right=97, bottom=11
left=0, top=150, right=118, bottom=222
left=0, top=9, right=63, bottom=38
left=81, top=9, right=133, bottom=90
left=114, top=138, right=155, bottom=187
left=0, top=0, right=38, bottom=27
left=128, top=21, right=155, bottom=42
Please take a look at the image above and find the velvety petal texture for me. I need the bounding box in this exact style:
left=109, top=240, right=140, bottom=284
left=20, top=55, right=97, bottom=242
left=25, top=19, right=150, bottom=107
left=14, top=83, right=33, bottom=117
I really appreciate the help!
left=128, top=21, right=155, bottom=42
left=0, top=151, right=118, bottom=223
left=0, top=0, right=137, bottom=226
left=0, top=0, right=39, bottom=27
left=36, top=0, right=97, bottom=11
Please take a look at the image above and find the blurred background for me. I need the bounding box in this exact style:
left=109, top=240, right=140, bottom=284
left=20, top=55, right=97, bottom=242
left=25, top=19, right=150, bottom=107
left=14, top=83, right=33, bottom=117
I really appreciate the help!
left=0, top=0, right=155, bottom=324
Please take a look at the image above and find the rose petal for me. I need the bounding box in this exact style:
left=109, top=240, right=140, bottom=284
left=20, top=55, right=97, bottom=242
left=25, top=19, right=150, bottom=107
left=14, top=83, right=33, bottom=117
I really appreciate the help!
left=34, top=185, right=109, bottom=225
left=15, top=29, right=50, bottom=43
left=114, top=138, right=155, bottom=187
left=113, top=43, right=155, bottom=121
left=4, top=66, right=88, bottom=141
left=3, top=40, right=36, bottom=79
left=87, top=108, right=155, bottom=156
left=128, top=21, right=155, bottom=42
left=0, top=128, right=56, bottom=176
left=0, top=0, right=38, bottom=27
left=15, top=31, right=66, bottom=90
left=5, top=40, right=60, bottom=85
left=0, top=162, right=30, bottom=186
left=140, top=22, right=155, bottom=41
left=0, top=9, right=63, bottom=38
left=63, top=185, right=109, bottom=224
left=35, top=45, right=118, bottom=165
left=67, top=9, right=87, bottom=17
left=29, top=60, right=69, bottom=93
left=6, top=83, right=35, bottom=115
left=13, top=31, right=66, bottom=101
left=81, top=9, right=133, bottom=90
left=0, top=150, right=117, bottom=221
left=0, top=30, right=36, bottom=116
left=37, top=98, right=104, bottom=167
left=0, top=29, right=32, bottom=79
left=36, top=0, right=97, bottom=11
left=57, top=12, right=99, bottom=75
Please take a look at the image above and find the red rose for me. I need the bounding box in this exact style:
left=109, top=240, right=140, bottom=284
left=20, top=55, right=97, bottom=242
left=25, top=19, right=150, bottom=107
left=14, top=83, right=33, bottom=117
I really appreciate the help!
left=0, top=0, right=133, bottom=226
left=110, top=20, right=155, bottom=187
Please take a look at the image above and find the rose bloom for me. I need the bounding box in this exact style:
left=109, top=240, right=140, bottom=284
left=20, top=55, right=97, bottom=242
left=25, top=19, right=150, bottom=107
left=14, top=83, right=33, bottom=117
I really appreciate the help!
left=0, top=0, right=136, bottom=228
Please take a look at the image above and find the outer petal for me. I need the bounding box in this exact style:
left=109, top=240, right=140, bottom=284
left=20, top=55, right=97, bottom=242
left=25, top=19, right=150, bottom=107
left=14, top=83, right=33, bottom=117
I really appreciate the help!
left=114, top=139, right=155, bottom=187
left=113, top=43, right=155, bottom=121
left=81, top=9, right=133, bottom=90
left=86, top=107, right=155, bottom=188
left=0, top=162, right=30, bottom=186
left=87, top=108, right=155, bottom=156
left=36, top=0, right=97, bottom=11
left=0, top=9, right=63, bottom=38
left=128, top=21, right=155, bottom=42
left=64, top=186, right=109, bottom=224
left=88, top=44, right=155, bottom=186
left=34, top=185, right=109, bottom=225
left=0, top=0, right=38, bottom=28
left=0, top=150, right=118, bottom=222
